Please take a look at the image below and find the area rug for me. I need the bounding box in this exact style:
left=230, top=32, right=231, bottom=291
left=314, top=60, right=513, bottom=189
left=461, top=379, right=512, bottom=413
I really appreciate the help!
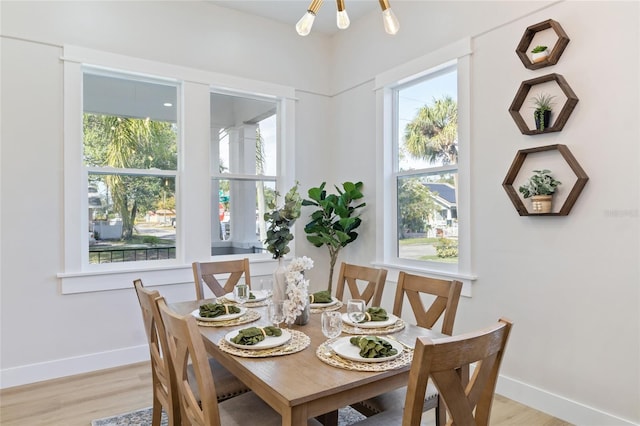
left=92, top=405, right=366, bottom=425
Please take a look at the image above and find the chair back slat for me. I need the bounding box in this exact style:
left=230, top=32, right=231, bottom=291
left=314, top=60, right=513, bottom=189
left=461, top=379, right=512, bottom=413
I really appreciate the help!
left=192, top=258, right=251, bottom=300
left=335, top=262, right=387, bottom=306
left=393, top=272, right=462, bottom=335
left=403, top=318, right=513, bottom=426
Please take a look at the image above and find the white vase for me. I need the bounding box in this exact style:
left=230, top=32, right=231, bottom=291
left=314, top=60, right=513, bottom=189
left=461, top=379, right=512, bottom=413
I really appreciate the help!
left=272, top=257, right=287, bottom=302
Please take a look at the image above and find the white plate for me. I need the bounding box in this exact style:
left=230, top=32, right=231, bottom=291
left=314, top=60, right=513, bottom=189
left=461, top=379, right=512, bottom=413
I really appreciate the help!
left=341, top=312, right=398, bottom=328
left=309, top=296, right=339, bottom=308
left=331, top=336, right=403, bottom=363
left=224, top=290, right=269, bottom=303
left=191, top=306, right=247, bottom=322
left=225, top=328, right=291, bottom=350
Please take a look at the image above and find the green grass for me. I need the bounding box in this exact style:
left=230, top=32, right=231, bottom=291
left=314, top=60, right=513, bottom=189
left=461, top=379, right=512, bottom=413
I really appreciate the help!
left=399, top=237, right=441, bottom=245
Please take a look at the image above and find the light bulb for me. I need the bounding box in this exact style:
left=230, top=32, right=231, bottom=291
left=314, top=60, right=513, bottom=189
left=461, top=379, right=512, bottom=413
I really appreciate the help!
left=381, top=8, right=399, bottom=35
left=336, top=9, right=350, bottom=29
left=296, top=11, right=316, bottom=36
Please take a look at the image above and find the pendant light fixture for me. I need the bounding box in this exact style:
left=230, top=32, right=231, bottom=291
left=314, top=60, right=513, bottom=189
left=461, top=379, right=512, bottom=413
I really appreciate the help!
left=296, top=0, right=399, bottom=36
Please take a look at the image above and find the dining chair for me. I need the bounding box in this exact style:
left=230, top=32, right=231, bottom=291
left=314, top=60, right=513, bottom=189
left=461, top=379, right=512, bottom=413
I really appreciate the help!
left=192, top=258, right=252, bottom=300
left=352, top=272, right=463, bottom=425
left=133, top=279, right=180, bottom=426
left=350, top=318, right=513, bottom=426
left=133, top=280, right=249, bottom=415
left=334, top=262, right=388, bottom=307
left=155, top=296, right=323, bottom=426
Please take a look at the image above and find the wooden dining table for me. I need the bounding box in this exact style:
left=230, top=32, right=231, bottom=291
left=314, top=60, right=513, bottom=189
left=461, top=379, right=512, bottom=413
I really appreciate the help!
left=169, top=299, right=443, bottom=426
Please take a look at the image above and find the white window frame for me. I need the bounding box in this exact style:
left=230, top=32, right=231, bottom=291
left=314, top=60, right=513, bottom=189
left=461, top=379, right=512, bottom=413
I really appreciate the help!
left=374, top=38, right=476, bottom=296
left=58, top=45, right=296, bottom=294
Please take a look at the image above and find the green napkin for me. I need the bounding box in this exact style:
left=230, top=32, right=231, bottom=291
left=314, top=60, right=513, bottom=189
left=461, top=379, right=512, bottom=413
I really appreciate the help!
left=350, top=336, right=398, bottom=358
left=199, top=303, right=241, bottom=318
left=230, top=326, right=283, bottom=345
left=358, top=307, right=389, bottom=322
left=309, top=290, right=332, bottom=304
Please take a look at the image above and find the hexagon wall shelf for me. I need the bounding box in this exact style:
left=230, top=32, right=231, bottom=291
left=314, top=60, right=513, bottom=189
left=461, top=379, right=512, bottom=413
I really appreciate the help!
left=516, top=19, right=570, bottom=70
left=502, top=144, right=589, bottom=216
left=509, top=73, right=579, bottom=135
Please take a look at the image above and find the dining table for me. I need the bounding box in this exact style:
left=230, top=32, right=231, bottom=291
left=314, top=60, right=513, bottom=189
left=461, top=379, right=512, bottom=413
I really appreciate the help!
left=169, top=296, right=444, bottom=426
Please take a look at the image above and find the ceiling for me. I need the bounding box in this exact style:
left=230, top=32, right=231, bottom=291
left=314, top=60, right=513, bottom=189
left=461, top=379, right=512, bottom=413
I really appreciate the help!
left=208, top=0, right=380, bottom=35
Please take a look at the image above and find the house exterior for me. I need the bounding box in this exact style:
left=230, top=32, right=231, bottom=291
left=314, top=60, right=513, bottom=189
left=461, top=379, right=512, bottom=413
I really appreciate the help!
left=424, top=182, right=457, bottom=237
left=1, top=2, right=638, bottom=425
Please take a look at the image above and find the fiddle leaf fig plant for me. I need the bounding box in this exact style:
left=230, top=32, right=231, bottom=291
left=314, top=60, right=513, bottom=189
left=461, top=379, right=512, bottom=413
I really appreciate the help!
left=302, top=181, right=366, bottom=293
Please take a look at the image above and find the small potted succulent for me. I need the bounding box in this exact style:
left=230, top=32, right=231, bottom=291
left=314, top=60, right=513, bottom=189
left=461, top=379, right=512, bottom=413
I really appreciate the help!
left=531, top=93, right=556, bottom=131
left=518, top=169, right=561, bottom=213
left=531, top=45, right=549, bottom=63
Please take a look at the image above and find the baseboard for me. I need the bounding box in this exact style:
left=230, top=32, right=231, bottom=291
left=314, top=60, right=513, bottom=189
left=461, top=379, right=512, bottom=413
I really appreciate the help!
left=497, top=374, right=638, bottom=426
left=0, top=345, right=149, bottom=389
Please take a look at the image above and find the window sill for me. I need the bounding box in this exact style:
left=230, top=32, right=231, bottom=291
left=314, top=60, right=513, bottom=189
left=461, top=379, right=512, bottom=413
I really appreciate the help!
left=372, top=261, right=476, bottom=297
left=58, top=256, right=280, bottom=294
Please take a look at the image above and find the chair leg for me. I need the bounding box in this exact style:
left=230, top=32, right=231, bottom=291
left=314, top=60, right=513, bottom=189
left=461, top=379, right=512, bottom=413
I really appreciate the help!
left=316, top=409, right=339, bottom=426
left=151, top=396, right=163, bottom=426
left=435, top=395, right=447, bottom=426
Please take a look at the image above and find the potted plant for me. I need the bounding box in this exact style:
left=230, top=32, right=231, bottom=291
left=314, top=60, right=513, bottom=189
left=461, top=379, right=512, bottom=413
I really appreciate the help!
left=518, top=169, right=561, bottom=213
left=302, top=181, right=365, bottom=293
left=531, top=93, right=556, bottom=131
left=531, top=45, right=549, bottom=63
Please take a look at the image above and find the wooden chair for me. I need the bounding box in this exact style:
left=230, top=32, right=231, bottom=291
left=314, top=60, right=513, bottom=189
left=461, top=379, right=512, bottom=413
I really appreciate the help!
left=334, top=262, right=388, bottom=306
left=133, top=279, right=180, bottom=426
left=351, top=318, right=513, bottom=426
left=155, top=297, right=322, bottom=426
left=352, top=272, right=463, bottom=424
left=134, top=280, right=249, bottom=415
left=192, top=258, right=252, bottom=300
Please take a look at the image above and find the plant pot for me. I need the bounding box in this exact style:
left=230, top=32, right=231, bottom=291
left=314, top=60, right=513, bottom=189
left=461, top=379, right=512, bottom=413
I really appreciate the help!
left=531, top=50, right=549, bottom=63
left=530, top=195, right=553, bottom=214
left=534, top=110, right=551, bottom=131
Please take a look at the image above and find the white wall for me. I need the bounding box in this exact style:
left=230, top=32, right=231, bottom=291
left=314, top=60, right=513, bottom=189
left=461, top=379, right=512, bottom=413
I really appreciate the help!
left=326, top=1, right=640, bottom=425
left=1, top=1, right=638, bottom=425
left=0, top=0, right=330, bottom=384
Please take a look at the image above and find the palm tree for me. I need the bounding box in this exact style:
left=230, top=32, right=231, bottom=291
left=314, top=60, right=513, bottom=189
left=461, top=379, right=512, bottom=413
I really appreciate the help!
left=404, top=95, right=459, bottom=208
left=404, top=95, right=458, bottom=165
left=84, top=115, right=176, bottom=239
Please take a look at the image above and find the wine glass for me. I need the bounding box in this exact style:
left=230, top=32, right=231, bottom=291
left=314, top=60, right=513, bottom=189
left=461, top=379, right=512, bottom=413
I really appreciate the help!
left=268, top=300, right=285, bottom=328
left=259, top=278, right=273, bottom=299
left=321, top=311, right=343, bottom=355
left=233, top=283, right=249, bottom=306
left=347, top=299, right=366, bottom=333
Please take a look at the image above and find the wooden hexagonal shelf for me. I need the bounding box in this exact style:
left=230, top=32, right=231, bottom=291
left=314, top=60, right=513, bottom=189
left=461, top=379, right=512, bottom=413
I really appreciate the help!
left=502, top=144, right=589, bottom=216
left=509, top=73, right=579, bottom=135
left=516, top=19, right=570, bottom=70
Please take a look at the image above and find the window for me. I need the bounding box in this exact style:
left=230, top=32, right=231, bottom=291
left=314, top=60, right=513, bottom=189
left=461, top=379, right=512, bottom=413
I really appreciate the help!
left=209, top=92, right=278, bottom=256
left=395, top=66, right=458, bottom=265
left=376, top=39, right=473, bottom=287
left=83, top=70, right=179, bottom=265
left=60, top=45, right=296, bottom=293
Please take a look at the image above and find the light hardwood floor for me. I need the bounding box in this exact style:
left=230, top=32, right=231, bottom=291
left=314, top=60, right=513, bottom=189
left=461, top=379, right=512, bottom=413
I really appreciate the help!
left=0, top=361, right=571, bottom=426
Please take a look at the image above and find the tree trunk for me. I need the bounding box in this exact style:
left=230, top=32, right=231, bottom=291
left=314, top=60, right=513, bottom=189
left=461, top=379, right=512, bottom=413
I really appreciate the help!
left=327, top=246, right=341, bottom=294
